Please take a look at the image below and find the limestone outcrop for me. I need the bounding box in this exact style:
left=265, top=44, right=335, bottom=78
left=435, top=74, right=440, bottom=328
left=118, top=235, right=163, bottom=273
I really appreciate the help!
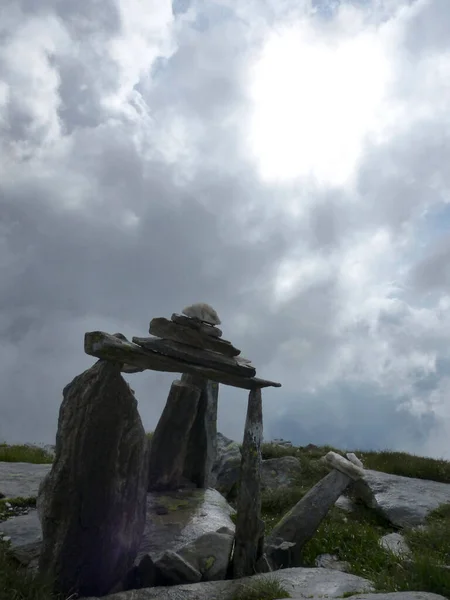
left=351, top=469, right=450, bottom=528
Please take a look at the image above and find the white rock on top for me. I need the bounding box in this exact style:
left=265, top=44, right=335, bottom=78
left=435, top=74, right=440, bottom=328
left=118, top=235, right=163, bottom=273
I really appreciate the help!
left=182, top=303, right=221, bottom=326
left=346, top=452, right=364, bottom=469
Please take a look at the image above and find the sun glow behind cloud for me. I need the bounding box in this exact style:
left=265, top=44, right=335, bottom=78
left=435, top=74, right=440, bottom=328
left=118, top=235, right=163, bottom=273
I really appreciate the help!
left=246, top=17, right=395, bottom=187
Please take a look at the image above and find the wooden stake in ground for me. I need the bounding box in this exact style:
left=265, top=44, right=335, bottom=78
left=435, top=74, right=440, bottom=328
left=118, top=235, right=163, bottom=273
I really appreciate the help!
left=232, top=387, right=264, bottom=578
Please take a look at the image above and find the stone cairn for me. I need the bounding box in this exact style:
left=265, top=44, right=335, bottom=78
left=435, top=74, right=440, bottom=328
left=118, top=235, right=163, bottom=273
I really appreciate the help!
left=37, top=303, right=282, bottom=597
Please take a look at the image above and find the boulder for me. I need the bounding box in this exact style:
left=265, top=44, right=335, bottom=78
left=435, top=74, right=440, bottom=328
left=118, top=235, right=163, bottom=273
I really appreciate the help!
left=334, top=486, right=356, bottom=512
left=352, top=469, right=450, bottom=528
left=82, top=566, right=374, bottom=600
left=212, top=435, right=302, bottom=498
left=335, top=495, right=356, bottom=512
left=37, top=360, right=149, bottom=598
left=379, top=532, right=412, bottom=558
left=314, top=553, right=351, bottom=572
left=261, top=456, right=302, bottom=490
left=211, top=433, right=242, bottom=498
left=181, top=375, right=219, bottom=488
left=155, top=550, right=202, bottom=584
left=135, top=488, right=235, bottom=584
left=177, top=530, right=234, bottom=581
left=147, top=379, right=201, bottom=491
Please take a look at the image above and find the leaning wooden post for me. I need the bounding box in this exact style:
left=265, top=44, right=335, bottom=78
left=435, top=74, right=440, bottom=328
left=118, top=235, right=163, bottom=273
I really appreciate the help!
left=232, top=386, right=264, bottom=579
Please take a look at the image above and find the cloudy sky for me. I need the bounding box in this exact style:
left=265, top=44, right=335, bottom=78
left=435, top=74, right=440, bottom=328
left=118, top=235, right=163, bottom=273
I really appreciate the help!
left=1, top=0, right=450, bottom=459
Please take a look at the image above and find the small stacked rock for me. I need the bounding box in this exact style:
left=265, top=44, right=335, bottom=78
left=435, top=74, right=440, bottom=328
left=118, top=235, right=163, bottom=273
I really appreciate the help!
left=147, top=303, right=245, bottom=362
left=181, top=303, right=221, bottom=326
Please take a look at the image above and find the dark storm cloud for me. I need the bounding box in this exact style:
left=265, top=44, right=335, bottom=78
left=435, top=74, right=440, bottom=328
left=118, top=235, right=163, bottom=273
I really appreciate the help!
left=408, top=234, right=450, bottom=292
left=269, top=381, right=439, bottom=453
left=2, top=0, right=450, bottom=458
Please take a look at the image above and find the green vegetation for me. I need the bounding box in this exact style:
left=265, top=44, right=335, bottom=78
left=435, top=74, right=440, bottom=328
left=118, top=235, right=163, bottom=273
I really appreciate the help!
left=232, top=576, right=291, bottom=600
left=0, top=537, right=61, bottom=600
left=1, top=441, right=450, bottom=598
left=258, top=442, right=450, bottom=597
left=0, top=444, right=54, bottom=465
left=0, top=497, right=36, bottom=522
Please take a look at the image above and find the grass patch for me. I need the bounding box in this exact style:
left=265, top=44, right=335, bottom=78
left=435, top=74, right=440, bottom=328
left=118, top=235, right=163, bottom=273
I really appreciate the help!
left=0, top=444, right=53, bottom=465
left=0, top=497, right=36, bottom=521
left=232, top=576, right=291, bottom=600
left=261, top=443, right=340, bottom=462
left=262, top=441, right=450, bottom=484
left=301, top=505, right=394, bottom=574
left=0, top=538, right=59, bottom=600
left=260, top=442, right=450, bottom=597
left=357, top=450, right=450, bottom=484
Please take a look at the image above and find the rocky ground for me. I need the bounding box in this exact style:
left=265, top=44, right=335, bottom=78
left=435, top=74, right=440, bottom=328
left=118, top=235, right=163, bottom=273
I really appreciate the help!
left=1, top=439, right=450, bottom=600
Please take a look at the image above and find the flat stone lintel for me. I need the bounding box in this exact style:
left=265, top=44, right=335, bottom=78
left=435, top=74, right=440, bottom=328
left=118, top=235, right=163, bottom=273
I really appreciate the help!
left=84, top=331, right=281, bottom=390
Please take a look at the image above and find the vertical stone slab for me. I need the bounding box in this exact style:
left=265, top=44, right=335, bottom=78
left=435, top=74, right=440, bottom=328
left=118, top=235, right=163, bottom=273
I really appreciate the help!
left=232, top=387, right=264, bottom=579
left=37, top=360, right=149, bottom=598
left=182, top=375, right=219, bottom=488
left=148, top=380, right=201, bottom=491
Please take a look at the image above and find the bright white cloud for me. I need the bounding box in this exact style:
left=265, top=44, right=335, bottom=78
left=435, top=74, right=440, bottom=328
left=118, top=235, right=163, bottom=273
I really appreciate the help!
left=245, top=13, right=394, bottom=186
left=2, top=0, right=450, bottom=459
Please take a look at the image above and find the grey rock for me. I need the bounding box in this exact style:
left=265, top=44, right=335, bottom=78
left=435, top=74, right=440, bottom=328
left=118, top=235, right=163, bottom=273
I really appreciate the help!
left=82, top=566, right=374, bottom=600
left=6, top=539, right=41, bottom=575
left=264, top=539, right=297, bottom=570
left=156, top=550, right=202, bottom=584
left=255, top=553, right=272, bottom=573
left=261, top=456, right=302, bottom=490
left=148, top=379, right=201, bottom=491
left=181, top=303, right=221, bottom=326
left=132, top=555, right=159, bottom=589
left=265, top=469, right=354, bottom=568
left=216, top=526, right=234, bottom=536
left=283, top=595, right=448, bottom=600
left=335, top=495, right=356, bottom=512
left=38, top=360, right=149, bottom=598
left=212, top=436, right=302, bottom=499
left=0, top=462, right=51, bottom=500
left=271, top=439, right=293, bottom=447
left=178, top=531, right=234, bottom=581
left=136, top=488, right=235, bottom=565
left=324, top=451, right=364, bottom=481
left=352, top=469, right=450, bottom=528
left=380, top=532, right=411, bottom=558
left=0, top=510, right=41, bottom=547
left=182, top=376, right=219, bottom=488
left=211, top=433, right=242, bottom=498
left=232, top=387, right=264, bottom=579
left=314, top=553, right=351, bottom=572
left=346, top=452, right=364, bottom=468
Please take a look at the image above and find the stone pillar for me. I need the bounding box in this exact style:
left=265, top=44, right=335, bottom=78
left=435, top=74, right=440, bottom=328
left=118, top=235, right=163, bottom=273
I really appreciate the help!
left=232, top=387, right=264, bottom=579
left=182, top=374, right=219, bottom=488
left=38, top=360, right=149, bottom=598
left=148, top=379, right=201, bottom=491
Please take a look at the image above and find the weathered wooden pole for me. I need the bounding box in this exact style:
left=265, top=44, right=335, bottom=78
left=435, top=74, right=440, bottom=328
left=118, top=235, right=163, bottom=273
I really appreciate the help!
left=232, top=387, right=264, bottom=579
